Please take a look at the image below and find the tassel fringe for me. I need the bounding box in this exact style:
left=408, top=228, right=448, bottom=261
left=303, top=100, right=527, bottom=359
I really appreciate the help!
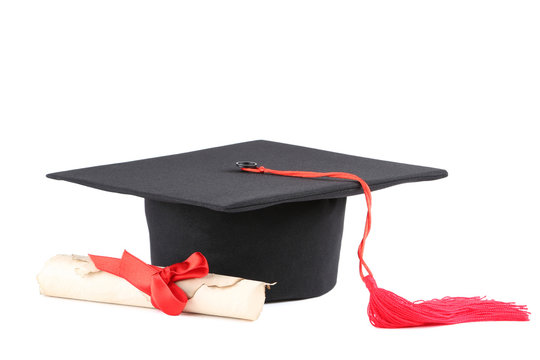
left=364, top=275, right=530, bottom=328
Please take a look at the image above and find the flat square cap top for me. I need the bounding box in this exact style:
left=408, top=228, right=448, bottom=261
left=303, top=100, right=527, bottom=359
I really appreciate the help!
left=47, top=140, right=447, bottom=212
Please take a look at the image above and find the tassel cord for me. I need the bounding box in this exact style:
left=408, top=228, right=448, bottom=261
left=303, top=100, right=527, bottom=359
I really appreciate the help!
left=241, top=165, right=530, bottom=328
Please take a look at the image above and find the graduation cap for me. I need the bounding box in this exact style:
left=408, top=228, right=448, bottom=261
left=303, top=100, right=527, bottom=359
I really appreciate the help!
left=47, top=140, right=529, bottom=327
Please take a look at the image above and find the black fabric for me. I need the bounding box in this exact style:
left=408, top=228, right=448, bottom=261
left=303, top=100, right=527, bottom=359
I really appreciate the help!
left=47, top=140, right=448, bottom=213
left=145, top=197, right=347, bottom=302
left=47, top=140, right=448, bottom=301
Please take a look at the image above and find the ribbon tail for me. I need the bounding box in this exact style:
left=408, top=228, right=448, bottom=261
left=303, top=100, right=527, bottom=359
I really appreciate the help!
left=90, top=250, right=156, bottom=295
left=150, top=274, right=188, bottom=316
left=88, top=254, right=122, bottom=276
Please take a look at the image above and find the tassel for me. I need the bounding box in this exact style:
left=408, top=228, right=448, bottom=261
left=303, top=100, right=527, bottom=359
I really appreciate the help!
left=239, top=164, right=530, bottom=328
left=363, top=275, right=529, bottom=328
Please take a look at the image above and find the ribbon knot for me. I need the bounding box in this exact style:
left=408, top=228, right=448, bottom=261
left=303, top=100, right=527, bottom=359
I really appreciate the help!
left=89, top=250, right=209, bottom=315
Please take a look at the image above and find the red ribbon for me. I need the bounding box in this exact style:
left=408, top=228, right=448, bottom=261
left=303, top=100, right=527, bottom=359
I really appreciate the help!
left=89, top=251, right=209, bottom=315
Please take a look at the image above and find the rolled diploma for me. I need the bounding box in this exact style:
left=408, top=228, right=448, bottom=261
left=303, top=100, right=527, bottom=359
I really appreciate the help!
left=37, top=255, right=270, bottom=321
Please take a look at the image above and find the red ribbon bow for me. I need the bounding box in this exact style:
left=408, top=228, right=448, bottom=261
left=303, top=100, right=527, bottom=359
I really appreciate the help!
left=89, top=251, right=209, bottom=315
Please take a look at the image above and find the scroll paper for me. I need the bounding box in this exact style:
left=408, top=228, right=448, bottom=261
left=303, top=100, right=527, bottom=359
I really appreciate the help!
left=37, top=255, right=270, bottom=320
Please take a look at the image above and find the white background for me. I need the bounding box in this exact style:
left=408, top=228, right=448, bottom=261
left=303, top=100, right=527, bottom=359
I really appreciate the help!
left=1, top=1, right=539, bottom=359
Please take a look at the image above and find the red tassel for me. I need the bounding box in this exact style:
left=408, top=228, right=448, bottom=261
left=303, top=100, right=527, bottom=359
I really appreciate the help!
left=363, top=275, right=529, bottom=328
left=240, top=165, right=530, bottom=328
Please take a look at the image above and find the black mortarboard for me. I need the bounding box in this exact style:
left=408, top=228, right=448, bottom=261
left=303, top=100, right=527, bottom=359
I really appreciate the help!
left=47, top=140, right=447, bottom=304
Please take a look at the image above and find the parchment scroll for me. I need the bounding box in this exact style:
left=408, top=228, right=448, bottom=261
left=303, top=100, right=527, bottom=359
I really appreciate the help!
left=37, top=255, right=270, bottom=320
